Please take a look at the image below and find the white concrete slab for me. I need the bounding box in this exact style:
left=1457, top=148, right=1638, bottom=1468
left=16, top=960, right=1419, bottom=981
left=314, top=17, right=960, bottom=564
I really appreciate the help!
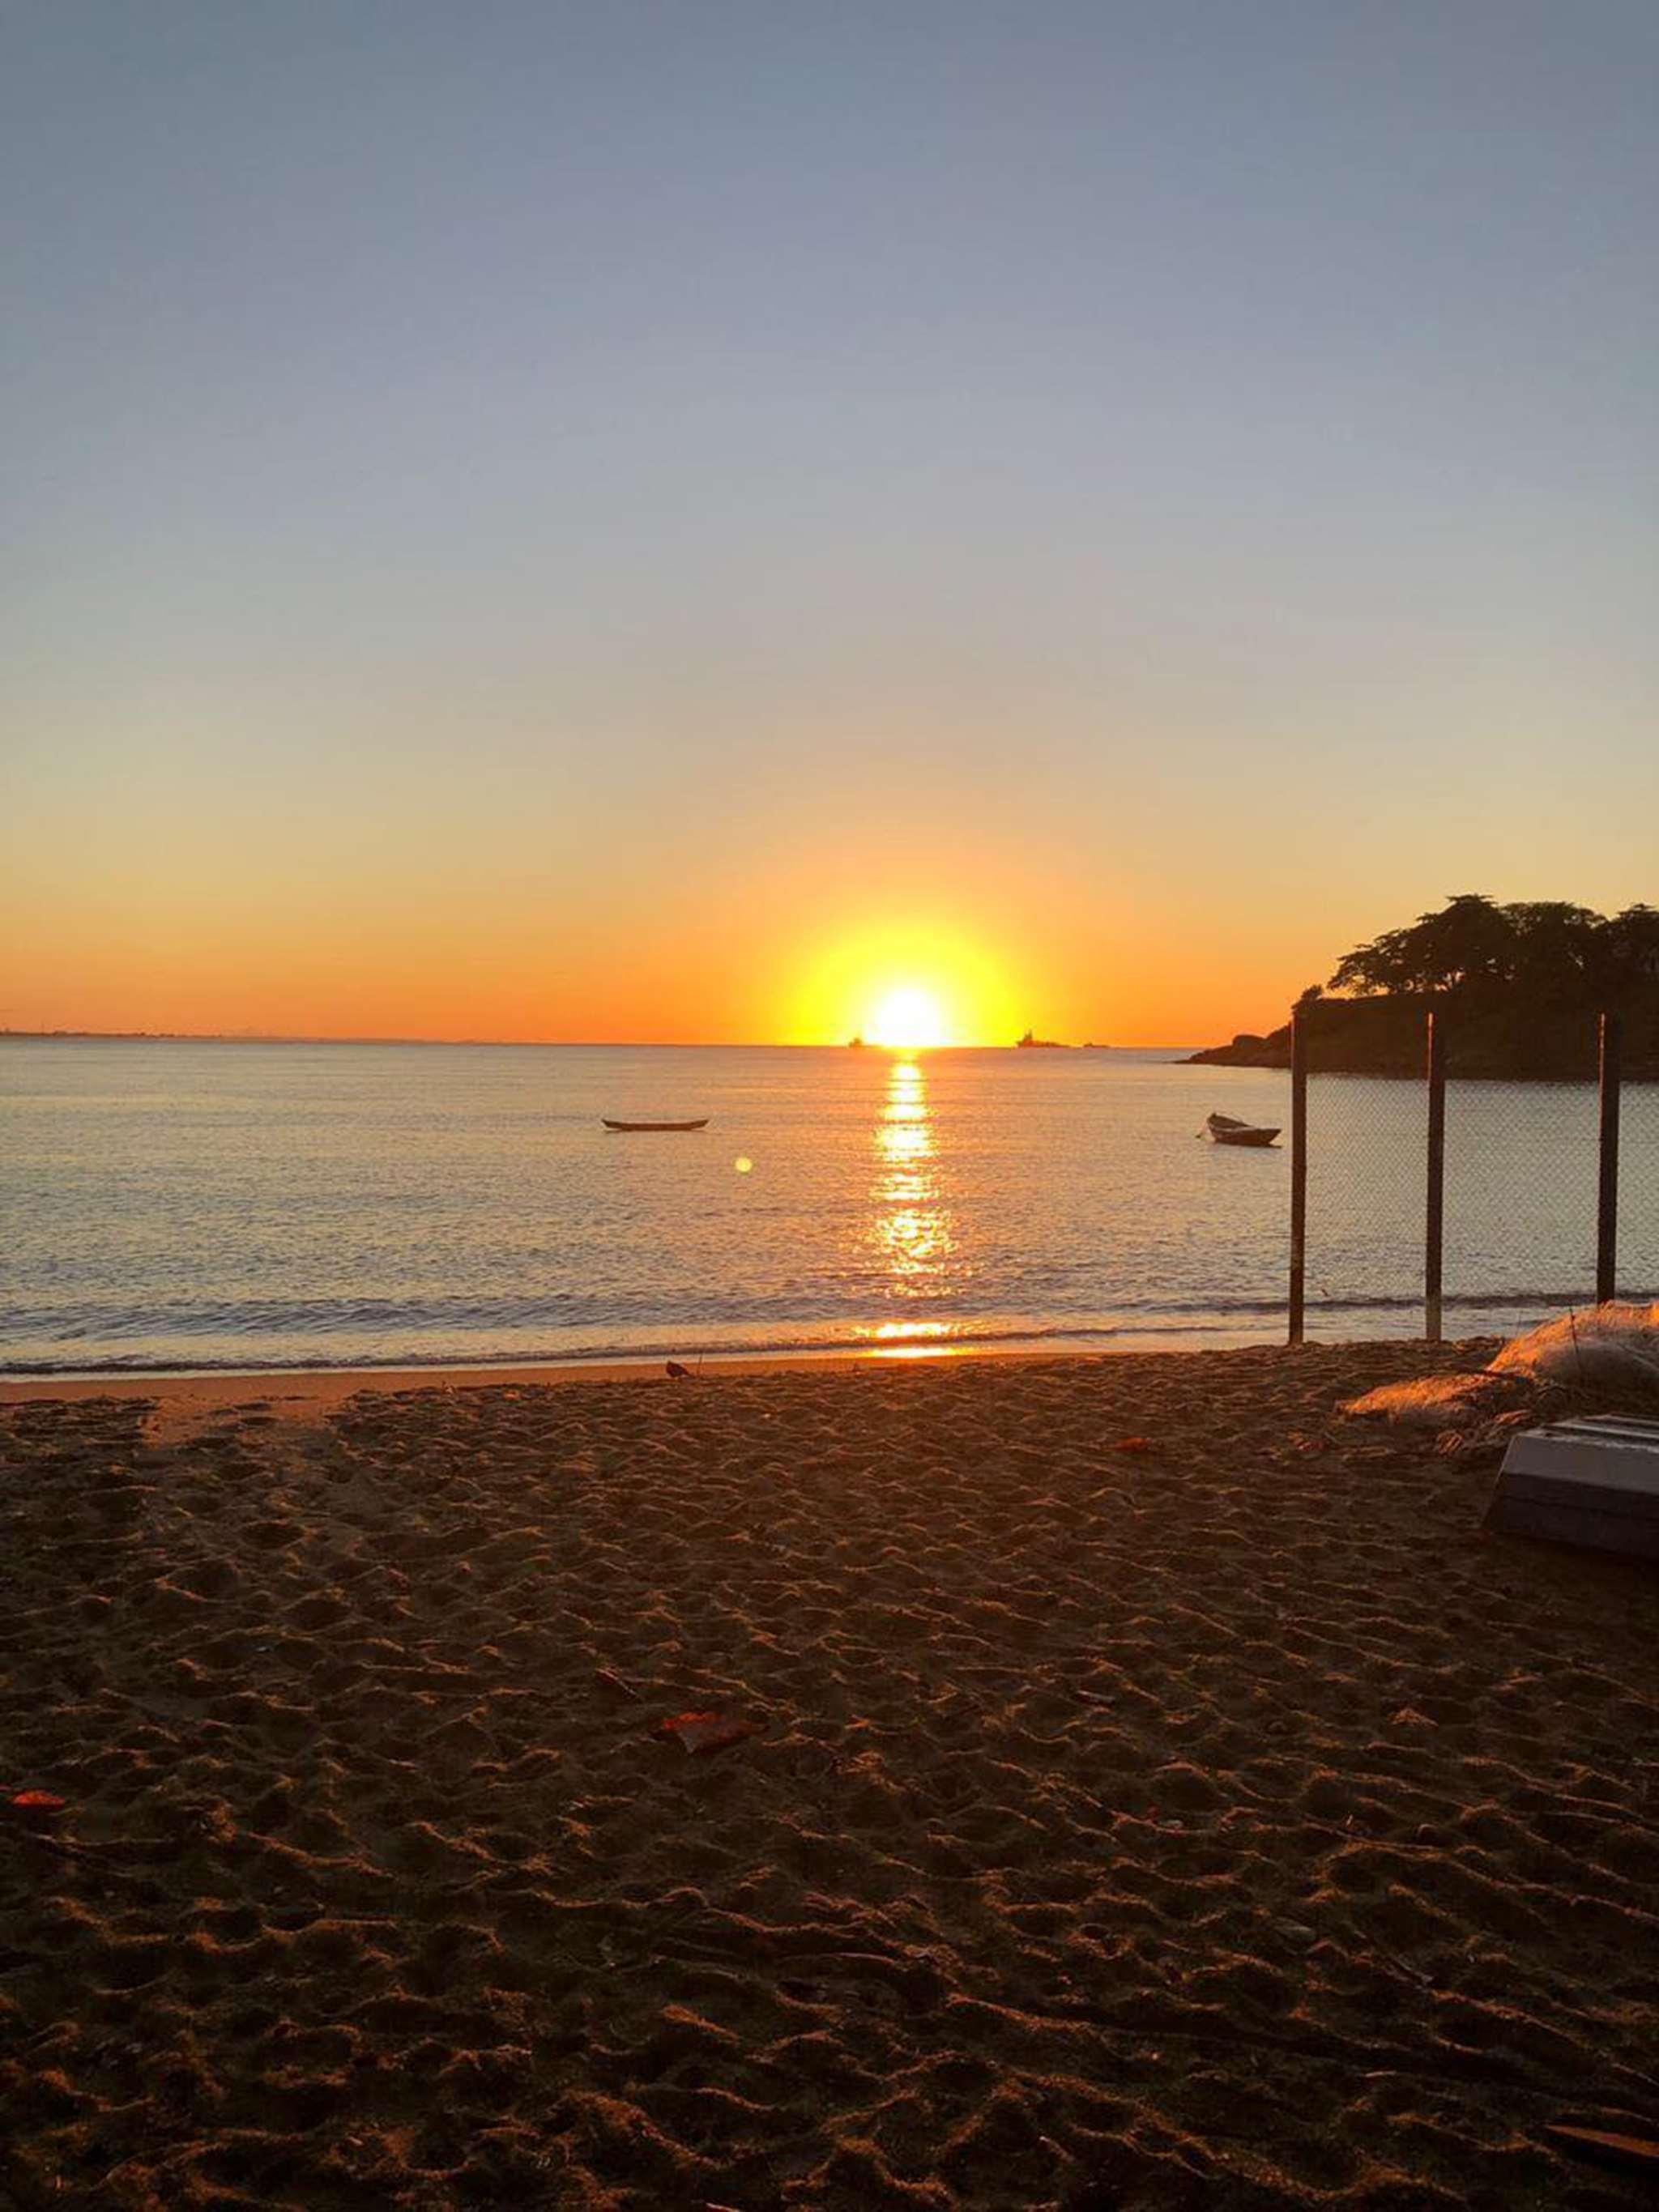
left=1487, top=1416, right=1659, bottom=1559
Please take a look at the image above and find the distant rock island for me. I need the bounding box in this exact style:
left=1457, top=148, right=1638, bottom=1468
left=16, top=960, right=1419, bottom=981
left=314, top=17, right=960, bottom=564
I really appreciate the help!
left=1016, top=1029, right=1069, bottom=1049
left=1188, top=894, right=1659, bottom=1080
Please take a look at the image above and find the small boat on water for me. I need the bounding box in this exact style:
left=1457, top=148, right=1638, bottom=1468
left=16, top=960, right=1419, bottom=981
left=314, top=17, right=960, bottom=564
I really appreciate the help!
left=602, top=1117, right=710, bottom=1132
left=1205, top=1111, right=1281, bottom=1149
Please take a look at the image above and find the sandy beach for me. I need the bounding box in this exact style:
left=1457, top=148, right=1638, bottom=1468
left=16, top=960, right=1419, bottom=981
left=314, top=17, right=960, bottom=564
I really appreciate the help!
left=3, top=1343, right=1657, bottom=2209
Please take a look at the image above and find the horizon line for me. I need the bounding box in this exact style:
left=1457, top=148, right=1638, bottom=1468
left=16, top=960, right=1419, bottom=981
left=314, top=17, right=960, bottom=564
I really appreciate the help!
left=0, top=1027, right=1200, bottom=1053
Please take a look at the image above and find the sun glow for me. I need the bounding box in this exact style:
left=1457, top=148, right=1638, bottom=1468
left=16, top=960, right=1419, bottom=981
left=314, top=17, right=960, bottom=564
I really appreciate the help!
left=782, top=921, right=1022, bottom=1046
left=867, top=984, right=948, bottom=1051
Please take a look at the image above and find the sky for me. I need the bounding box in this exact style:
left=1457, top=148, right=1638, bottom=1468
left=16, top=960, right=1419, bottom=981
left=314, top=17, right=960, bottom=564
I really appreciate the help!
left=4, top=2, right=1656, bottom=1045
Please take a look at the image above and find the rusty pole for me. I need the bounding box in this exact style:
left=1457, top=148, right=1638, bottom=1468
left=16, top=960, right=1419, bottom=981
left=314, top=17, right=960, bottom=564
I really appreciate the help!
left=1425, top=1008, right=1446, bottom=1343
left=1597, top=1012, right=1623, bottom=1305
left=1289, top=1010, right=1307, bottom=1345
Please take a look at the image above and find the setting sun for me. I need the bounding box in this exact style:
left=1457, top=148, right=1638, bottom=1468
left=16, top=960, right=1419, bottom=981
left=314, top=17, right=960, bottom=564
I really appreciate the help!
left=867, top=985, right=949, bottom=1051
left=783, top=923, right=1022, bottom=1046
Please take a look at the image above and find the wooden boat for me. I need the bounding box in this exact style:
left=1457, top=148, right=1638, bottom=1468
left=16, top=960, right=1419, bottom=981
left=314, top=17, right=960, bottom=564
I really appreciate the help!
left=1205, top=1111, right=1281, bottom=1149
left=602, top=1117, right=709, bottom=1132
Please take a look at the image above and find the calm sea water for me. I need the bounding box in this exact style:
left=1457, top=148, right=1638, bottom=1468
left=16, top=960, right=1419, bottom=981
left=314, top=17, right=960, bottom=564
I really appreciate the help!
left=2, top=1040, right=1655, bottom=1373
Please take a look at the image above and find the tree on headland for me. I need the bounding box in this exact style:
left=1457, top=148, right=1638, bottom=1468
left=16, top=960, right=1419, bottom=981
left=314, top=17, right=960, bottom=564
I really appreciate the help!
left=1328, top=893, right=1657, bottom=1009
left=1598, top=903, right=1659, bottom=988
left=1193, top=893, right=1659, bottom=1075
left=1330, top=893, right=1515, bottom=995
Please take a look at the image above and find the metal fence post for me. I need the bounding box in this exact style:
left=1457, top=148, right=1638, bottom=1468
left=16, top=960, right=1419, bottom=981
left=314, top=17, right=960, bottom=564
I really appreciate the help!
left=1289, top=1009, right=1307, bottom=1344
left=1424, top=1006, right=1445, bottom=1343
left=1597, top=1011, right=1623, bottom=1304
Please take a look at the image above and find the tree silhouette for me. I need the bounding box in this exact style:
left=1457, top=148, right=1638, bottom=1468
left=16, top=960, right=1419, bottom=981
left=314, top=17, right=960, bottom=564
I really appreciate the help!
left=1328, top=894, right=1648, bottom=1006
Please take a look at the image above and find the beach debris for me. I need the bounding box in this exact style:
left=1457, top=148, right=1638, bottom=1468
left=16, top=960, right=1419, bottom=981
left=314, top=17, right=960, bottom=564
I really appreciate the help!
left=666, top=1360, right=697, bottom=1379
left=1544, top=2123, right=1659, bottom=2176
left=657, top=1711, right=758, bottom=1754
left=1343, top=1372, right=1519, bottom=1430
left=1113, top=1436, right=1158, bottom=1455
left=1492, top=1302, right=1659, bottom=1389
left=1346, top=1305, right=1659, bottom=1435
left=7, top=1790, right=66, bottom=1819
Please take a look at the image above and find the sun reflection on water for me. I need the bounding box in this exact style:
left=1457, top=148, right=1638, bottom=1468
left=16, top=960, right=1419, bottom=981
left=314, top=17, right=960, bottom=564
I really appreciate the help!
left=868, top=1056, right=955, bottom=1339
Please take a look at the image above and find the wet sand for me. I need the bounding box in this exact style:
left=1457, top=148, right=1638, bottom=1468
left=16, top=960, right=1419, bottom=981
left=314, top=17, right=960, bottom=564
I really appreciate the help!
left=2, top=1343, right=1657, bottom=2208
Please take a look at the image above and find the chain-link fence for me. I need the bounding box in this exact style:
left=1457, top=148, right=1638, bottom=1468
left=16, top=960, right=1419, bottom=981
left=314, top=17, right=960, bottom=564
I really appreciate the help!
left=1442, top=1073, right=1600, bottom=1327
left=1623, top=1077, right=1659, bottom=1298
left=1290, top=999, right=1655, bottom=1343
left=1301, top=1073, right=1427, bottom=1331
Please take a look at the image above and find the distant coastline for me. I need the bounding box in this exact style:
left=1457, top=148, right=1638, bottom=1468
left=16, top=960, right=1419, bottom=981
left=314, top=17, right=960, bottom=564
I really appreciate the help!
left=0, top=1029, right=607, bottom=1049
left=1188, top=998, right=1658, bottom=1080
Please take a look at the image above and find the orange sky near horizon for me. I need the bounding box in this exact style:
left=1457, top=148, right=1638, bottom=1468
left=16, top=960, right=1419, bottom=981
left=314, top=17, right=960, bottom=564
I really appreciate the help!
left=5, top=688, right=1655, bottom=1051
left=0, top=861, right=1558, bottom=1050
left=2, top=810, right=1324, bottom=1048
left=5, top=699, right=1653, bottom=1048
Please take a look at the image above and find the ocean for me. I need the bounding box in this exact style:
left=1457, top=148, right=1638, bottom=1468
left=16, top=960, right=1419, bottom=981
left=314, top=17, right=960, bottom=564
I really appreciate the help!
left=3, top=1039, right=1655, bottom=1373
